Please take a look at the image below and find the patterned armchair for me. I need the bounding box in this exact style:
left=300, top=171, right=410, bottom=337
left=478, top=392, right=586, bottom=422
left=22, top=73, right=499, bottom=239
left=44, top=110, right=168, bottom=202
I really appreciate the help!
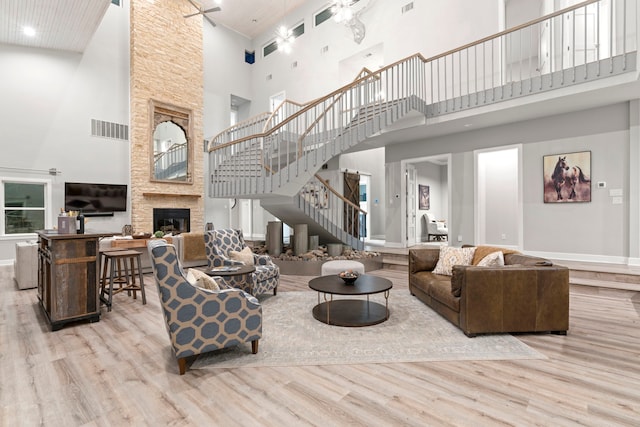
left=204, top=229, right=279, bottom=296
left=148, top=241, right=262, bottom=375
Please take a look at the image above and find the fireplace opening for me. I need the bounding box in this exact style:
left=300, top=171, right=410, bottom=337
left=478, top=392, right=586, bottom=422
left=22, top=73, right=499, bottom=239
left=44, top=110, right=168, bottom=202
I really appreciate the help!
left=153, top=208, right=190, bottom=234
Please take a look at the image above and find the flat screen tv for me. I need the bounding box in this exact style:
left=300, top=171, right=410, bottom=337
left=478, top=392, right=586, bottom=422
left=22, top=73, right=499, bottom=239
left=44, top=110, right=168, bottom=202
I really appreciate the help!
left=65, top=182, right=127, bottom=215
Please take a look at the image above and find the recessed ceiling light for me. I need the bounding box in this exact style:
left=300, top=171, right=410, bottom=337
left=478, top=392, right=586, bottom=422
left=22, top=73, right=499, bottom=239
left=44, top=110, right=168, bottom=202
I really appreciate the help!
left=463, top=123, right=473, bottom=127
left=23, top=26, right=36, bottom=37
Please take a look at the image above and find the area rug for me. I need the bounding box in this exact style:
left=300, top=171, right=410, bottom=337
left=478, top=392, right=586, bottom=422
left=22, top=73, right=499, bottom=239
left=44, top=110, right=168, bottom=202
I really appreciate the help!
left=191, top=290, right=546, bottom=369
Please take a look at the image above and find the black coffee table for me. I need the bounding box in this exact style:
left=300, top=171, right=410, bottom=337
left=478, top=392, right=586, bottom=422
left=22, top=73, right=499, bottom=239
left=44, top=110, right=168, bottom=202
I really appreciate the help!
left=308, top=274, right=392, bottom=327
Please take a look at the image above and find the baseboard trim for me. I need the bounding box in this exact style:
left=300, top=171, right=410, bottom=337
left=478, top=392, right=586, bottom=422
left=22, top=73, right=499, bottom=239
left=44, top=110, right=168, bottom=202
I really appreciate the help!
left=524, top=250, right=628, bottom=265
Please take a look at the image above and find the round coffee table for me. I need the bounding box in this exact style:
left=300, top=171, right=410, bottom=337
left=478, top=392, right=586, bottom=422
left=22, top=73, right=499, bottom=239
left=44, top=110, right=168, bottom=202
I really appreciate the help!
left=308, top=274, right=392, bottom=327
left=204, top=265, right=256, bottom=293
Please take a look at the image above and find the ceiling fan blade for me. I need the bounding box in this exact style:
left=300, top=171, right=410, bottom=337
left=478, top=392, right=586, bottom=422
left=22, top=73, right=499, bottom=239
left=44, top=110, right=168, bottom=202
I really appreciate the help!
left=183, top=11, right=202, bottom=18
left=204, top=14, right=217, bottom=27
left=202, top=6, right=221, bottom=14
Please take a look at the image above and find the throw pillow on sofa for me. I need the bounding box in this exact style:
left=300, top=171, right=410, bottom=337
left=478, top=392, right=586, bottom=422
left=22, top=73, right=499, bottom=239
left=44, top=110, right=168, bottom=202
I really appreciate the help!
left=471, top=245, right=519, bottom=265
left=433, top=246, right=476, bottom=276
left=476, top=250, right=505, bottom=267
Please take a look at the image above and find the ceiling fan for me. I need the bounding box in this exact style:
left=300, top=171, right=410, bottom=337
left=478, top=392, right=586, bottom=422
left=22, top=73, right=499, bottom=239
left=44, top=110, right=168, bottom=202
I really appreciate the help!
left=184, top=0, right=221, bottom=27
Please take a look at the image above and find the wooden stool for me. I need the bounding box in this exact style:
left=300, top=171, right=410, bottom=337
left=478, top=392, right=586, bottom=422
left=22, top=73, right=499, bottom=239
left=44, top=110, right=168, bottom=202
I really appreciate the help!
left=100, top=250, right=146, bottom=311
left=99, top=248, right=128, bottom=291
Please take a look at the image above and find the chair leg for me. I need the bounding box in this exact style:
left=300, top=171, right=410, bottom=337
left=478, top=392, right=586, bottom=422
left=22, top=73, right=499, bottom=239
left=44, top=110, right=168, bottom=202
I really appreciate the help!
left=273, top=286, right=277, bottom=296
left=251, top=340, right=259, bottom=354
left=177, top=357, right=187, bottom=375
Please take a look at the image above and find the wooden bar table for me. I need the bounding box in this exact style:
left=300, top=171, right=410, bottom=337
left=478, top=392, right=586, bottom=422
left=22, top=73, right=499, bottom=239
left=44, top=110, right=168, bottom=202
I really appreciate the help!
left=37, top=230, right=116, bottom=331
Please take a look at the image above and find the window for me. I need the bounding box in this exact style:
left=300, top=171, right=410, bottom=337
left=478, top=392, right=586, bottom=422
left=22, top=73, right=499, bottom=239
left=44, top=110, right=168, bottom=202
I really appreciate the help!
left=314, top=6, right=334, bottom=26
left=263, top=40, right=278, bottom=57
left=292, top=22, right=305, bottom=38
left=1, top=179, right=50, bottom=235
left=111, top=0, right=121, bottom=6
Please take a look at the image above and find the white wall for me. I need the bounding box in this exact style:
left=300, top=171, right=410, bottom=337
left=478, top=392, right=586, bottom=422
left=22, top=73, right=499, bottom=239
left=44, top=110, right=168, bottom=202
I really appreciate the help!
left=202, top=21, right=255, bottom=230
left=0, top=3, right=130, bottom=260
left=247, top=0, right=503, bottom=116
left=386, top=102, right=631, bottom=260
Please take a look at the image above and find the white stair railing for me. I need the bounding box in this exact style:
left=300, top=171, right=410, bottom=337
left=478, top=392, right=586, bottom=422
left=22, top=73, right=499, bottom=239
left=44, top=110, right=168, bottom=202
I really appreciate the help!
left=208, top=0, right=636, bottom=199
left=294, top=174, right=367, bottom=249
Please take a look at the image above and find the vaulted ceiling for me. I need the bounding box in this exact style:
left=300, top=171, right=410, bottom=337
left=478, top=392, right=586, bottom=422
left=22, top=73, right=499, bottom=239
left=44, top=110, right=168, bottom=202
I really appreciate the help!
left=0, top=0, right=307, bottom=53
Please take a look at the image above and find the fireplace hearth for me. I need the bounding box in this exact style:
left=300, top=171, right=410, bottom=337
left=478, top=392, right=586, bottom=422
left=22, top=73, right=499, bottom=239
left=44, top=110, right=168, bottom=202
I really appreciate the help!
left=153, top=208, right=190, bottom=234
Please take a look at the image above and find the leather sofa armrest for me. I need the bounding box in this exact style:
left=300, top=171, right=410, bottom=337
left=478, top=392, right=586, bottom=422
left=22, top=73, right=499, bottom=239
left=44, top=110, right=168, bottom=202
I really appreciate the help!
left=409, top=248, right=440, bottom=274
left=454, top=265, right=570, bottom=335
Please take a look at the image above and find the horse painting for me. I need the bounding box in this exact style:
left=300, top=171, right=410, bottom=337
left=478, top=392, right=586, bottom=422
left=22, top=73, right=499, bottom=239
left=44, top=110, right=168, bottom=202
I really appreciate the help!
left=548, top=155, right=591, bottom=202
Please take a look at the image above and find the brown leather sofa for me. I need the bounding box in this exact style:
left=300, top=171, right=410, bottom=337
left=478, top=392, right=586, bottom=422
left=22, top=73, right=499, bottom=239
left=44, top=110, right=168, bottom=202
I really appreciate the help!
left=408, top=247, right=570, bottom=337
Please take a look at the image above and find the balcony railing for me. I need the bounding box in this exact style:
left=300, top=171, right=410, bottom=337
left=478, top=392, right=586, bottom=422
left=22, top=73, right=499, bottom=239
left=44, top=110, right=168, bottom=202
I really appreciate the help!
left=208, top=0, right=636, bottom=198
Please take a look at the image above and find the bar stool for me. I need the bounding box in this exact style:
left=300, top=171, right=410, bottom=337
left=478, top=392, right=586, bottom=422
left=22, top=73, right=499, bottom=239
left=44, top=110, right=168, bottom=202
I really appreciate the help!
left=99, top=248, right=128, bottom=291
left=100, top=249, right=146, bottom=311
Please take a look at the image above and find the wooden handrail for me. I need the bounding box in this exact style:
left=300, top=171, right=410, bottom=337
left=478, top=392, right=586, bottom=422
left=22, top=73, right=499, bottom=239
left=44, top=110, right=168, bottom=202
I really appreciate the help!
left=315, top=174, right=367, bottom=215
left=262, top=99, right=308, bottom=133
left=209, top=0, right=601, bottom=153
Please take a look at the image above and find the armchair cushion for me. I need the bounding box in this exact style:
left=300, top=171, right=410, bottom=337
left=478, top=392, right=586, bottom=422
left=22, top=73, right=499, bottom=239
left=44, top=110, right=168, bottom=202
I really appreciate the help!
left=229, top=247, right=255, bottom=265
left=433, top=246, right=476, bottom=276
left=187, top=268, right=220, bottom=291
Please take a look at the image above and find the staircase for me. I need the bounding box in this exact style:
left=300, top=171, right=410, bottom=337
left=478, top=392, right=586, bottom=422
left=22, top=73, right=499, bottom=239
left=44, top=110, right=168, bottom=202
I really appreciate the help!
left=207, top=0, right=637, bottom=250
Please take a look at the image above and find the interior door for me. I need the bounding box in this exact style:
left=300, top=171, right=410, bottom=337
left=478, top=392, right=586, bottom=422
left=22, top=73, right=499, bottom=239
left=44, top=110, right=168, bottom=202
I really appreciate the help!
left=563, top=5, right=598, bottom=67
left=406, top=166, right=417, bottom=247
left=343, top=171, right=360, bottom=238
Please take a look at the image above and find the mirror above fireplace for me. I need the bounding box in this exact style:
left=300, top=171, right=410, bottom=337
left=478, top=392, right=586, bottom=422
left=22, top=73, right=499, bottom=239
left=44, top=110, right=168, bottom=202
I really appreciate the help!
left=150, top=100, right=193, bottom=184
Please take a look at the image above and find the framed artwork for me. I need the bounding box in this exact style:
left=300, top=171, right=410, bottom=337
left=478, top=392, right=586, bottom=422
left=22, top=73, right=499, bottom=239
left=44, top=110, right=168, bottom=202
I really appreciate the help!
left=419, top=184, right=430, bottom=210
left=543, top=151, right=591, bottom=203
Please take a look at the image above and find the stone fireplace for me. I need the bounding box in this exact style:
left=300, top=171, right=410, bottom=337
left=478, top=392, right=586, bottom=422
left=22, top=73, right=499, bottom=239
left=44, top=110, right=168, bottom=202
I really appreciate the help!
left=129, top=0, right=204, bottom=235
left=153, top=208, right=190, bottom=234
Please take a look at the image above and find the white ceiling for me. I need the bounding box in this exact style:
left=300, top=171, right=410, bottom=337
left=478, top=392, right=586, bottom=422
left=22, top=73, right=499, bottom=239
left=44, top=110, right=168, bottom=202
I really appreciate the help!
left=0, top=0, right=308, bottom=53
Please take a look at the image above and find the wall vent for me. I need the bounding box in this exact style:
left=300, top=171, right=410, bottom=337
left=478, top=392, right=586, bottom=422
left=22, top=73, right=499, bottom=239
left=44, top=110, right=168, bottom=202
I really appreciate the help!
left=321, top=45, right=329, bottom=54
left=291, top=61, right=298, bottom=69
left=402, top=2, right=414, bottom=13
left=91, top=119, right=128, bottom=140
left=266, top=74, right=273, bottom=81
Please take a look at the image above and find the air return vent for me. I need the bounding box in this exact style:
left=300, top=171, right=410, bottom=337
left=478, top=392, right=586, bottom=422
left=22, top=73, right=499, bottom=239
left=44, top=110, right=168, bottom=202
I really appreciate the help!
left=91, top=119, right=128, bottom=140
left=402, top=2, right=414, bottom=13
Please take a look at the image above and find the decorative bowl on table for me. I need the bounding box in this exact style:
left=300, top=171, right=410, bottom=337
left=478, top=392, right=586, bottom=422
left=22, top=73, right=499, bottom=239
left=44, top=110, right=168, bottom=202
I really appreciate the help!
left=338, top=270, right=359, bottom=284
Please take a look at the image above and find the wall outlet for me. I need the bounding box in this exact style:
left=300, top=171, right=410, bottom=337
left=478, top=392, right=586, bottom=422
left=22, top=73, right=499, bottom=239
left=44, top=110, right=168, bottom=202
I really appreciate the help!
left=610, top=189, right=623, bottom=197
left=457, top=235, right=462, bottom=242
left=597, top=181, right=606, bottom=188
left=501, top=233, right=506, bottom=240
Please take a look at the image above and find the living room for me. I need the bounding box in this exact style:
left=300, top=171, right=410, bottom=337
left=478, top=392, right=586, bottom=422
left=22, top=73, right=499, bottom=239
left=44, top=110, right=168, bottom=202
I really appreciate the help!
left=1, top=0, right=640, bottom=424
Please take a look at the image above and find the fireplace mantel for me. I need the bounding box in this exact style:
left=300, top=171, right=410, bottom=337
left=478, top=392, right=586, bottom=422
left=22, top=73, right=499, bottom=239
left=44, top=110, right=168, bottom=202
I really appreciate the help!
left=142, top=192, right=201, bottom=198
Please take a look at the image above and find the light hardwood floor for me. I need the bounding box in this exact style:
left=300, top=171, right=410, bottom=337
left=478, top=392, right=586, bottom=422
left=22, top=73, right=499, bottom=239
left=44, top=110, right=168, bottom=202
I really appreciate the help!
left=1, top=265, right=639, bottom=426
